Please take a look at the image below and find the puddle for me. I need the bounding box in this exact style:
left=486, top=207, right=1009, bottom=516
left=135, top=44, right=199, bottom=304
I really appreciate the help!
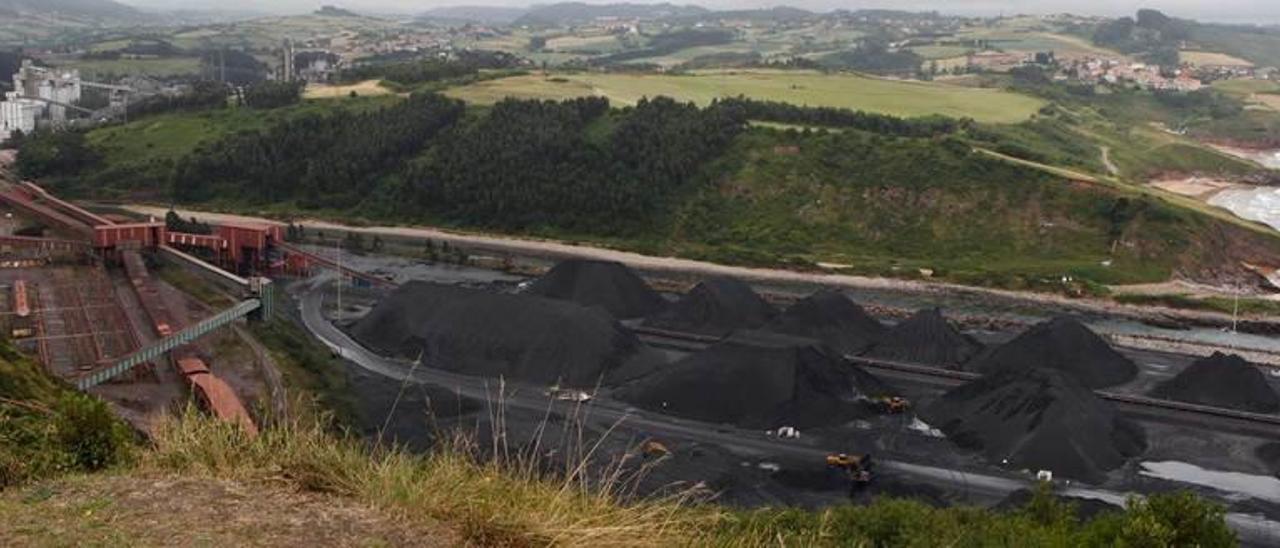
left=1140, top=461, right=1280, bottom=503
left=907, top=418, right=945, bottom=438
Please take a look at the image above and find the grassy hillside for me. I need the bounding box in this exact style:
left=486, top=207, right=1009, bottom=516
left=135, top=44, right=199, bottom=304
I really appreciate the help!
left=444, top=70, right=1047, bottom=123
left=77, top=96, right=399, bottom=200
left=0, top=342, right=133, bottom=487
left=42, top=88, right=1280, bottom=290
left=667, top=128, right=1248, bottom=287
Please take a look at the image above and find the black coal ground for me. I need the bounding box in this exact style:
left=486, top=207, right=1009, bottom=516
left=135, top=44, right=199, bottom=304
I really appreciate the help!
left=1150, top=352, right=1280, bottom=413
left=615, top=331, right=892, bottom=430
left=766, top=290, right=886, bottom=355
left=1260, top=443, right=1280, bottom=479
left=966, top=316, right=1138, bottom=389
left=326, top=270, right=1280, bottom=523
left=920, top=368, right=1147, bottom=484
left=862, top=308, right=983, bottom=369
left=642, top=277, right=778, bottom=336
left=343, top=356, right=969, bottom=510
left=350, top=281, right=665, bottom=388
left=524, top=259, right=667, bottom=319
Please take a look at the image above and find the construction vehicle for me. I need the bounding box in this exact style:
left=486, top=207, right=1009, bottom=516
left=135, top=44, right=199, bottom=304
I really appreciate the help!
left=872, top=396, right=911, bottom=414
left=546, top=385, right=593, bottom=403
left=826, top=452, right=874, bottom=485
left=640, top=439, right=670, bottom=458
left=767, top=426, right=800, bottom=439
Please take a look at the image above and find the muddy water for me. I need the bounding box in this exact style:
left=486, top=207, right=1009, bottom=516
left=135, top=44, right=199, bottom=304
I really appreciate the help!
left=1140, top=461, right=1280, bottom=504
left=1210, top=187, right=1280, bottom=232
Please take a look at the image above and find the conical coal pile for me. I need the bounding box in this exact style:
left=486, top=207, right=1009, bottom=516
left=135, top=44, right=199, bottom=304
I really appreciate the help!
left=351, top=282, right=665, bottom=387
left=1150, top=352, right=1280, bottom=413
left=616, top=331, right=890, bottom=429
left=863, top=308, right=982, bottom=368
left=767, top=290, right=886, bottom=355
left=967, top=316, right=1137, bottom=389
left=524, top=259, right=667, bottom=319
left=921, top=368, right=1147, bottom=483
left=642, top=277, right=777, bottom=336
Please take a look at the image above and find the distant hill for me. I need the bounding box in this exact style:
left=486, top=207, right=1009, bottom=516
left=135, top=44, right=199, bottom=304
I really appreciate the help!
left=514, top=2, right=709, bottom=26
left=314, top=5, right=360, bottom=18
left=668, top=6, right=813, bottom=24
left=420, top=5, right=530, bottom=24
left=0, top=0, right=138, bottom=19
left=1094, top=9, right=1280, bottom=67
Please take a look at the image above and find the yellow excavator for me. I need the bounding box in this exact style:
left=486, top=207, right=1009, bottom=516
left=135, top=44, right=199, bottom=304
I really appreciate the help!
left=872, top=396, right=911, bottom=414
left=826, top=452, right=874, bottom=486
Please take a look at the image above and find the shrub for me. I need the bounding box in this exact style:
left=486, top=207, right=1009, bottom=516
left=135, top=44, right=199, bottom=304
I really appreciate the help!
left=52, top=393, right=134, bottom=472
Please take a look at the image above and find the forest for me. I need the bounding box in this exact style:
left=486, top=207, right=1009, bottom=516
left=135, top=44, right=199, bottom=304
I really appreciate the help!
left=170, top=93, right=465, bottom=208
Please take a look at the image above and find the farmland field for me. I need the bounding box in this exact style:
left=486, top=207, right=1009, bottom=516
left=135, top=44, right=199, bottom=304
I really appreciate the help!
left=444, top=70, right=1047, bottom=123
left=304, top=80, right=395, bottom=99
left=909, top=45, right=972, bottom=59
left=1181, top=50, right=1254, bottom=67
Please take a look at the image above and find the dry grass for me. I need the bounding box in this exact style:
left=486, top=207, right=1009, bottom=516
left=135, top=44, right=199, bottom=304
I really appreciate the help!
left=1180, top=51, right=1254, bottom=68
left=138, top=403, right=717, bottom=546
left=304, top=80, right=396, bottom=100
left=0, top=474, right=447, bottom=547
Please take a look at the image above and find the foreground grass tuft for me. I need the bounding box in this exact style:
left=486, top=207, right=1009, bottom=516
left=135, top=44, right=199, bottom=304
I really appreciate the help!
left=145, top=409, right=707, bottom=546
left=136, top=408, right=1238, bottom=547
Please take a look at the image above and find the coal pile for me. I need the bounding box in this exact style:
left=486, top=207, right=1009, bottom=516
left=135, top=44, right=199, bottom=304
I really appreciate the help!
left=616, top=331, right=890, bottom=429
left=524, top=259, right=667, bottom=319
left=1151, top=352, right=1280, bottom=413
left=921, top=368, right=1147, bottom=483
left=345, top=362, right=482, bottom=452
left=1259, top=443, right=1280, bottom=478
left=767, top=291, right=886, bottom=355
left=862, top=308, right=982, bottom=369
left=351, top=282, right=665, bottom=387
left=642, top=278, right=777, bottom=336
left=967, top=317, right=1137, bottom=389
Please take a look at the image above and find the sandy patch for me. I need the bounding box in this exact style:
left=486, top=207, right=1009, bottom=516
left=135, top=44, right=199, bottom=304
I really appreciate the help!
left=1149, top=177, right=1238, bottom=200
left=304, top=80, right=394, bottom=99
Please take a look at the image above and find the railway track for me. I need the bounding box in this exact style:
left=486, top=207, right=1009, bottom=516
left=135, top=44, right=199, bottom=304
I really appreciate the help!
left=630, top=325, right=1280, bottom=433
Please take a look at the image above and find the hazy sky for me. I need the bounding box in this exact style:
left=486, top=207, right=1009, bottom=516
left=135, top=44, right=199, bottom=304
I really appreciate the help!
left=120, top=0, right=1280, bottom=25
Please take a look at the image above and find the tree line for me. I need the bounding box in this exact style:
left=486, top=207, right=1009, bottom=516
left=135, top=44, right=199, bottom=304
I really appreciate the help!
left=154, top=94, right=745, bottom=235
left=406, top=96, right=745, bottom=233
left=716, top=97, right=968, bottom=137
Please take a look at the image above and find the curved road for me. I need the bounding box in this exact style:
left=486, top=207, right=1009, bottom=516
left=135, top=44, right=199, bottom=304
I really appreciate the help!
left=294, top=280, right=1280, bottom=544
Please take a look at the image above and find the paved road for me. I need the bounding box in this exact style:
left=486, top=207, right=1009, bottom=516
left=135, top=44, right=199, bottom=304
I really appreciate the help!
left=294, top=280, right=1280, bottom=544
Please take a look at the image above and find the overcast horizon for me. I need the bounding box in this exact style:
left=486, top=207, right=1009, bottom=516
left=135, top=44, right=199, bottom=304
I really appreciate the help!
left=116, top=0, right=1280, bottom=26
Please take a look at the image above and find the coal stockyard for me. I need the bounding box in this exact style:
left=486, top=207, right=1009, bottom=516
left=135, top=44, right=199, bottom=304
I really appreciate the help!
left=287, top=255, right=1280, bottom=543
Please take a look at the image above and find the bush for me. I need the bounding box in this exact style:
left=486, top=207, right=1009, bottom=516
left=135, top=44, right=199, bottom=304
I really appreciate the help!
left=53, top=393, right=134, bottom=471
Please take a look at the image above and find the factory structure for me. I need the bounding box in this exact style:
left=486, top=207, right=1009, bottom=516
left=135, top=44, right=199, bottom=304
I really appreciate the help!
left=1, top=60, right=136, bottom=143
left=1, top=61, right=82, bottom=142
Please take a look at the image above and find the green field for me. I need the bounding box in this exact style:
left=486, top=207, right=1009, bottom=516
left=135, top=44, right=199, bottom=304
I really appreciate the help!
left=909, top=45, right=972, bottom=59
left=445, top=70, right=1047, bottom=123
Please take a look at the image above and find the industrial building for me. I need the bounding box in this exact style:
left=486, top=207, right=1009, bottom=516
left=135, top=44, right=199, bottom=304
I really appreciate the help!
left=1, top=61, right=83, bottom=142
